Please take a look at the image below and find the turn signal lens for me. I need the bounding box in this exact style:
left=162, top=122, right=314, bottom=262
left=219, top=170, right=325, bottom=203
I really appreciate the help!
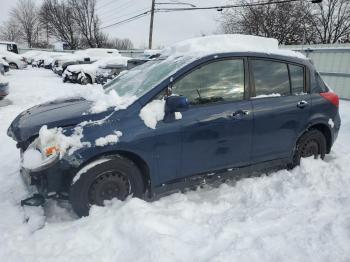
left=45, top=146, right=59, bottom=157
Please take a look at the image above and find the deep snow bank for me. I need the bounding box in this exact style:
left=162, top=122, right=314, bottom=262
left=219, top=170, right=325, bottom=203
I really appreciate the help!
left=0, top=68, right=350, bottom=262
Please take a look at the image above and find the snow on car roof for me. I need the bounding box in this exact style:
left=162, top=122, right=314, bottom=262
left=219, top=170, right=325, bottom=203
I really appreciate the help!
left=161, top=34, right=306, bottom=60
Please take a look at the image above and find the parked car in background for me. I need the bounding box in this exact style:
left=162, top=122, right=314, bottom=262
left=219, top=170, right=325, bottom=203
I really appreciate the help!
left=52, top=53, right=92, bottom=76
left=22, top=50, right=47, bottom=64
left=63, top=56, right=130, bottom=85
left=0, top=74, right=9, bottom=100
left=0, top=51, right=27, bottom=69
left=52, top=48, right=121, bottom=77
left=127, top=50, right=161, bottom=70
left=0, top=41, right=18, bottom=54
left=7, top=35, right=341, bottom=217
left=0, top=57, right=10, bottom=73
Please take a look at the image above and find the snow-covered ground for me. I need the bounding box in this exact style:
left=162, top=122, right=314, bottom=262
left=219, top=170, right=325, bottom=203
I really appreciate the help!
left=1, top=68, right=350, bottom=262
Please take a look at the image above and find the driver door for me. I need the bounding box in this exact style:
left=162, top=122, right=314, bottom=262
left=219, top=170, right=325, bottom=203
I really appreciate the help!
left=171, top=58, right=253, bottom=180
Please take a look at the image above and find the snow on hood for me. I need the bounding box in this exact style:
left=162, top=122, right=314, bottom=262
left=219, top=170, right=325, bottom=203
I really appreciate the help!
left=161, top=34, right=306, bottom=59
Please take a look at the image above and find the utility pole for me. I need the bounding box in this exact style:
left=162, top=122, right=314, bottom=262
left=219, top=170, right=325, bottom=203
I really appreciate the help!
left=149, top=0, right=156, bottom=49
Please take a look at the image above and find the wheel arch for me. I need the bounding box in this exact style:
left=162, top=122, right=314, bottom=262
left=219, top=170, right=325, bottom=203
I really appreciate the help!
left=297, top=122, right=332, bottom=154
left=74, top=150, right=152, bottom=191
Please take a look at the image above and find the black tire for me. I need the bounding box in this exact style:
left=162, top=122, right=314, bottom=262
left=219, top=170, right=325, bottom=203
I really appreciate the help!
left=69, top=156, right=145, bottom=217
left=80, top=74, right=92, bottom=85
left=291, top=129, right=327, bottom=167
left=9, top=63, right=18, bottom=69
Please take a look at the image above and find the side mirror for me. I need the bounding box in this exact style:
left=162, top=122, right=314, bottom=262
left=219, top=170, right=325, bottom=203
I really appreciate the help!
left=165, top=95, right=189, bottom=114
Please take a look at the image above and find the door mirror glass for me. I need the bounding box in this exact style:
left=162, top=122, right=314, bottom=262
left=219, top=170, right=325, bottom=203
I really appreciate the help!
left=165, top=95, right=189, bottom=113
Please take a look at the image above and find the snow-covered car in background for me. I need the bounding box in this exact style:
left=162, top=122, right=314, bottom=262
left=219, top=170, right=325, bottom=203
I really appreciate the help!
left=22, top=50, right=47, bottom=64
left=0, top=51, right=27, bottom=69
left=63, top=56, right=130, bottom=85
left=52, top=53, right=92, bottom=76
left=32, top=52, right=66, bottom=68
left=0, top=57, right=10, bottom=73
left=52, top=48, right=121, bottom=76
left=127, top=49, right=161, bottom=70
left=42, top=52, right=67, bottom=69
left=0, top=74, right=9, bottom=100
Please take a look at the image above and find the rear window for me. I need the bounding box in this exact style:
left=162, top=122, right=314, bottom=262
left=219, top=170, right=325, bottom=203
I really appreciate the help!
left=251, top=60, right=290, bottom=97
left=289, top=64, right=305, bottom=94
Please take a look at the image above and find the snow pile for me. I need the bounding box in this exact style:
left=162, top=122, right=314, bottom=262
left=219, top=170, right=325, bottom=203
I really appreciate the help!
left=0, top=74, right=8, bottom=84
left=162, top=34, right=306, bottom=59
left=38, top=125, right=90, bottom=156
left=22, top=148, right=42, bottom=169
left=95, top=131, right=123, bottom=147
left=67, top=84, right=137, bottom=113
left=139, top=99, right=166, bottom=129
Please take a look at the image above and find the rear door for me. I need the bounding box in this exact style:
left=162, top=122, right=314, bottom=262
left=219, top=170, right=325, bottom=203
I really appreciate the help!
left=249, top=58, right=311, bottom=163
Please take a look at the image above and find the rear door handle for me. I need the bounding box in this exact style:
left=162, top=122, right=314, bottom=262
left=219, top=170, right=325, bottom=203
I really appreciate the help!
left=297, top=100, right=309, bottom=109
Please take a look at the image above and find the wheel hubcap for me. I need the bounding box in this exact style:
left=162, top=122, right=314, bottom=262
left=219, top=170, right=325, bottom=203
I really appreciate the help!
left=300, top=139, right=319, bottom=158
left=88, top=171, right=130, bottom=206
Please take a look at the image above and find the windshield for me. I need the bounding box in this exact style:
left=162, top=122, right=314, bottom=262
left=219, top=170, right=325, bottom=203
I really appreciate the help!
left=104, top=56, right=194, bottom=99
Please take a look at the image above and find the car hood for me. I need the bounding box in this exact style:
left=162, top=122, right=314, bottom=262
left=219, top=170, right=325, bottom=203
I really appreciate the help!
left=7, top=97, right=113, bottom=143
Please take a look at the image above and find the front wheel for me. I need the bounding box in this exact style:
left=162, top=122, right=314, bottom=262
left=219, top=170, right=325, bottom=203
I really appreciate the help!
left=291, top=129, right=327, bottom=167
left=69, top=156, right=145, bottom=217
left=9, top=63, right=18, bottom=69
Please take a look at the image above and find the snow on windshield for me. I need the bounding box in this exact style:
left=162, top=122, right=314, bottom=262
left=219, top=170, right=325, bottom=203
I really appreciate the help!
left=104, top=56, right=195, bottom=99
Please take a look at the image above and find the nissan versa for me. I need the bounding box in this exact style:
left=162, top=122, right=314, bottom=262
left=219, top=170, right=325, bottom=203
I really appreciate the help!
left=8, top=37, right=341, bottom=217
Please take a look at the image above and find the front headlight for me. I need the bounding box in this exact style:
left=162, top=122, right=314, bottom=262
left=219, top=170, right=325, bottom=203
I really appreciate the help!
left=22, top=138, right=60, bottom=172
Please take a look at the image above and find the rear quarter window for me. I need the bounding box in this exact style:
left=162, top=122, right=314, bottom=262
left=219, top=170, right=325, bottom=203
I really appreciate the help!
left=289, top=64, right=305, bottom=95
left=315, top=72, right=329, bottom=92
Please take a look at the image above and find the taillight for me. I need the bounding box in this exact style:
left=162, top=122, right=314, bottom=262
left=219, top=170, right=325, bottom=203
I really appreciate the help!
left=320, top=92, right=339, bottom=108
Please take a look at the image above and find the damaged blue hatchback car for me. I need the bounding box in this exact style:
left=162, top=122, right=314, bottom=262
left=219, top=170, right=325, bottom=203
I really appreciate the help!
left=8, top=36, right=341, bottom=217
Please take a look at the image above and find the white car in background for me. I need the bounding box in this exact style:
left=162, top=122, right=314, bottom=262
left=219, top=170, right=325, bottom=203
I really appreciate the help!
left=63, top=56, right=130, bottom=84
left=53, top=48, right=121, bottom=76
left=0, top=51, right=27, bottom=69
left=22, top=50, right=47, bottom=64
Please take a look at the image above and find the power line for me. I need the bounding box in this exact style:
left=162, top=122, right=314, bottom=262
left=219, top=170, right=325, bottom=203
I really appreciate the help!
left=100, top=0, right=317, bottom=30
left=101, top=10, right=152, bottom=29
left=101, top=7, right=150, bottom=27
left=156, top=0, right=303, bottom=12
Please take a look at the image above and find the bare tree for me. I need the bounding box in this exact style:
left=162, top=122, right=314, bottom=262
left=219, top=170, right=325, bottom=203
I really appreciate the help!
left=69, top=0, right=100, bottom=47
left=308, top=0, right=350, bottom=43
left=39, top=0, right=80, bottom=49
left=0, top=17, right=24, bottom=42
left=11, top=0, right=39, bottom=47
left=220, top=0, right=316, bottom=44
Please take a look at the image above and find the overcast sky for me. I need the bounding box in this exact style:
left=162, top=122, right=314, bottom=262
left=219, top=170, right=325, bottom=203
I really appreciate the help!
left=0, top=0, right=231, bottom=48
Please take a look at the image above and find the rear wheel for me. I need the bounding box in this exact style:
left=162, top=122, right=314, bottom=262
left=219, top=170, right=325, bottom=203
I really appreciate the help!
left=69, top=156, right=145, bottom=217
left=291, top=129, right=327, bottom=167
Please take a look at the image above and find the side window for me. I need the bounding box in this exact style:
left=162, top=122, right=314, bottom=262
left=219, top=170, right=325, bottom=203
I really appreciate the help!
left=289, top=64, right=305, bottom=94
left=172, top=59, right=245, bottom=105
left=251, top=60, right=290, bottom=97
